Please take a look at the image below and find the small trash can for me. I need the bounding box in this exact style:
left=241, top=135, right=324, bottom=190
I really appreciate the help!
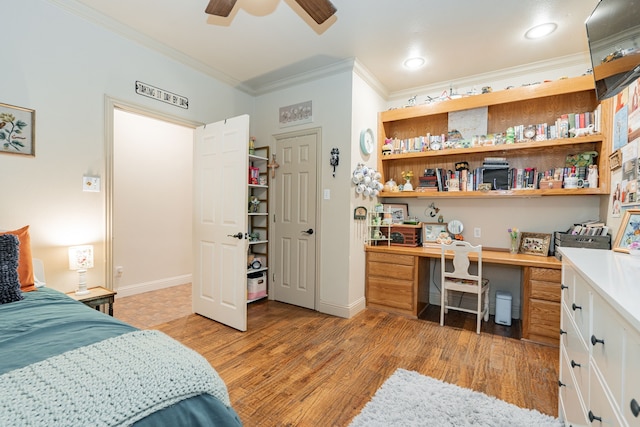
left=495, top=291, right=512, bottom=326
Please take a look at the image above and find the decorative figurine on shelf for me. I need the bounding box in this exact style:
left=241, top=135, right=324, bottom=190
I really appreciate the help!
left=401, top=170, right=414, bottom=191
left=249, top=196, right=260, bottom=213
left=382, top=138, right=393, bottom=156
left=249, top=136, right=256, bottom=155
left=588, top=164, right=598, bottom=188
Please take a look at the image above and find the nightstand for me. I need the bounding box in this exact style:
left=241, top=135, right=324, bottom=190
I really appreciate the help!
left=66, top=286, right=117, bottom=316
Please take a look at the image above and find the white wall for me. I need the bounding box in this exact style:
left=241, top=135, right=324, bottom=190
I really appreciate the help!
left=253, top=63, right=354, bottom=317
left=113, top=110, right=193, bottom=296
left=1, top=0, right=253, bottom=292
left=349, top=66, right=387, bottom=308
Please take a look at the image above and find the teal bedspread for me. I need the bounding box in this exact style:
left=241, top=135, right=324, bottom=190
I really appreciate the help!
left=0, top=287, right=242, bottom=426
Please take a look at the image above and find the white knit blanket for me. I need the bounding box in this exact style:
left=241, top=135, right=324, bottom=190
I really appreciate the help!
left=0, top=330, right=230, bottom=427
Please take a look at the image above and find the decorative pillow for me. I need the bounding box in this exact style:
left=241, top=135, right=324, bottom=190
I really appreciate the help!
left=0, top=234, right=24, bottom=304
left=0, top=225, right=35, bottom=292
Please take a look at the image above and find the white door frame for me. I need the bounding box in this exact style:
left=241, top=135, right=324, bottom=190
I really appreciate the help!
left=104, top=96, right=201, bottom=290
left=272, top=127, right=322, bottom=310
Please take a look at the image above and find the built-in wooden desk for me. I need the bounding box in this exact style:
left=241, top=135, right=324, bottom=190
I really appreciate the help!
left=365, top=245, right=562, bottom=346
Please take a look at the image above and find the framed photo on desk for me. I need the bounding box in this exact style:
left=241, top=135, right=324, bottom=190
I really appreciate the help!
left=519, top=232, right=552, bottom=256
left=422, top=222, right=448, bottom=246
left=383, top=203, right=408, bottom=224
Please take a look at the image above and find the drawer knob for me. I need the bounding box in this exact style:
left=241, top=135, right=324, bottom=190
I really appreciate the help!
left=561, top=284, right=568, bottom=290
left=572, top=303, right=582, bottom=311
left=558, top=380, right=566, bottom=387
left=631, top=398, right=639, bottom=417
left=560, top=328, right=567, bottom=335
left=590, top=335, right=605, bottom=346
left=588, top=410, right=602, bottom=423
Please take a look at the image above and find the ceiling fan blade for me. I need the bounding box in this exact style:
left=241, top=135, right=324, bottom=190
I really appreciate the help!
left=294, top=0, right=337, bottom=25
left=205, top=0, right=237, bottom=17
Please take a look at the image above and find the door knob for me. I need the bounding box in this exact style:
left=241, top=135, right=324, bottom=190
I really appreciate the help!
left=302, top=228, right=314, bottom=235
left=227, top=232, right=244, bottom=239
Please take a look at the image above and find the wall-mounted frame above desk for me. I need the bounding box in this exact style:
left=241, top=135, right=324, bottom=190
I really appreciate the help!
left=365, top=245, right=562, bottom=346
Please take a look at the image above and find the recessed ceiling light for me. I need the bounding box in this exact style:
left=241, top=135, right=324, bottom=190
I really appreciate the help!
left=525, top=23, right=557, bottom=39
left=403, top=57, right=425, bottom=70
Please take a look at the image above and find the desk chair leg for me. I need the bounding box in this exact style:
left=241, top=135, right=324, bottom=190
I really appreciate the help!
left=483, top=285, right=490, bottom=322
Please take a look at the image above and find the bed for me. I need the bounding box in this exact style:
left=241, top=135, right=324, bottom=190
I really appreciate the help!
left=0, top=230, right=242, bottom=427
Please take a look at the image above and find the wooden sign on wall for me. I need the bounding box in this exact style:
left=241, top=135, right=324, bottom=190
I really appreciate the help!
left=135, top=81, right=188, bottom=109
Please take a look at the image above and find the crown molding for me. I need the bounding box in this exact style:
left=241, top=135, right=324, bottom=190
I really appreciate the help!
left=46, top=0, right=253, bottom=94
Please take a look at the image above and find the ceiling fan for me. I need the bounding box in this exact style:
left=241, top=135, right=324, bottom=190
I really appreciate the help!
left=205, top=0, right=337, bottom=25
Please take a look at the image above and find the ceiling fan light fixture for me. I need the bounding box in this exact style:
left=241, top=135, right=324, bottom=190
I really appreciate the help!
left=524, top=22, right=557, bottom=39
left=403, top=57, right=425, bottom=70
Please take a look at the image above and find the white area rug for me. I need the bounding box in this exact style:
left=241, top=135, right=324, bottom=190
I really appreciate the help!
left=349, top=369, right=563, bottom=427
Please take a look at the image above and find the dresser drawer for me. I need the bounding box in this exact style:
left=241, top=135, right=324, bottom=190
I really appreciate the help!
left=571, top=274, right=591, bottom=344
left=562, top=305, right=589, bottom=406
left=559, top=345, right=588, bottom=426
left=561, top=265, right=576, bottom=308
left=589, top=368, right=625, bottom=427
left=367, top=277, right=413, bottom=311
left=624, top=329, right=640, bottom=426
left=591, top=291, right=624, bottom=407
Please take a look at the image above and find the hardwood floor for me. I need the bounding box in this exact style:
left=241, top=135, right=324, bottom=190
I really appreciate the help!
left=115, top=290, right=559, bottom=427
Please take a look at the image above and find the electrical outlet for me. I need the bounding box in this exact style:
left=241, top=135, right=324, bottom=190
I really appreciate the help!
left=474, top=227, right=481, bottom=238
left=115, top=266, right=123, bottom=277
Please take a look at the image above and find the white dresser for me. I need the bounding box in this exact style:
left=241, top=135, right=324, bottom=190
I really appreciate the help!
left=558, top=247, right=640, bottom=427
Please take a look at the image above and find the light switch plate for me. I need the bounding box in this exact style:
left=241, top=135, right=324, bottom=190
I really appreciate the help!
left=83, top=176, right=101, bottom=192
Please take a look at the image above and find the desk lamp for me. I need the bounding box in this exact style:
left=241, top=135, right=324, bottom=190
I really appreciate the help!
left=68, top=245, right=93, bottom=295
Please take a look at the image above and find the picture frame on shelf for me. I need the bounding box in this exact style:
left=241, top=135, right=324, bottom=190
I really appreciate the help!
left=518, top=232, right=552, bottom=257
left=382, top=203, right=408, bottom=224
left=0, top=102, right=35, bottom=157
left=422, top=223, right=448, bottom=247
left=613, top=209, right=640, bottom=253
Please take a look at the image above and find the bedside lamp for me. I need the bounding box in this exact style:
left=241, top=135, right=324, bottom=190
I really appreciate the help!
left=68, top=245, right=94, bottom=295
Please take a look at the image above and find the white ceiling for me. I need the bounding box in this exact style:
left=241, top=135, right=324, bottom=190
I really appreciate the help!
left=53, top=0, right=600, bottom=96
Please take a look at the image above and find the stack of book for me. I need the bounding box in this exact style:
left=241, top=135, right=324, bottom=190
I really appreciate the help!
left=567, top=220, right=608, bottom=236
left=418, top=170, right=438, bottom=191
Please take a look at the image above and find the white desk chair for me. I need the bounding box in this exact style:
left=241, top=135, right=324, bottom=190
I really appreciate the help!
left=440, top=241, right=490, bottom=334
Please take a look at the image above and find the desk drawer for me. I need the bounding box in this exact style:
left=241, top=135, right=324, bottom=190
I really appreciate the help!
left=530, top=267, right=561, bottom=283
left=367, top=260, right=414, bottom=281
left=367, top=277, right=413, bottom=311
left=530, top=280, right=561, bottom=302
left=528, top=299, right=561, bottom=343
left=367, top=252, right=414, bottom=266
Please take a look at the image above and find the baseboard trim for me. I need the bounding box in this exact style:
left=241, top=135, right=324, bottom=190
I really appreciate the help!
left=115, top=274, right=192, bottom=298
left=317, top=297, right=366, bottom=319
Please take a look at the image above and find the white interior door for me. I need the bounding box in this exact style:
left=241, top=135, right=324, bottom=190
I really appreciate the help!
left=273, top=129, right=318, bottom=310
left=193, top=115, right=249, bottom=331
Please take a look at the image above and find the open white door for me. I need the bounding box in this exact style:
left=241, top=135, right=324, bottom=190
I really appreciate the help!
left=193, top=115, right=249, bottom=331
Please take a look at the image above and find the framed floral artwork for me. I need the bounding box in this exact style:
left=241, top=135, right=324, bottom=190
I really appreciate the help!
left=518, top=232, right=552, bottom=257
left=613, top=209, right=640, bottom=253
left=0, top=102, right=35, bottom=156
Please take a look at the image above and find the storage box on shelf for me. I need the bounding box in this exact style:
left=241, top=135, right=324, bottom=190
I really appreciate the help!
left=377, top=75, right=612, bottom=198
left=553, top=232, right=611, bottom=260
left=380, top=223, right=422, bottom=247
